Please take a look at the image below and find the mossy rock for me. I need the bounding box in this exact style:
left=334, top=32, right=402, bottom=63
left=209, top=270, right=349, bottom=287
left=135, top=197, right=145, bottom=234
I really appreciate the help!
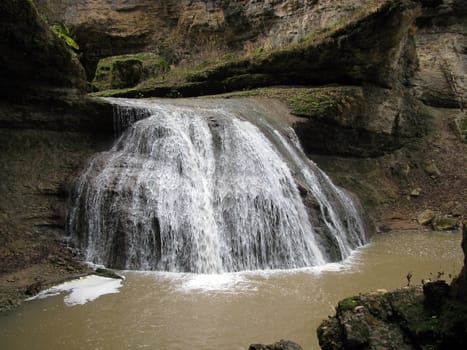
left=93, top=53, right=169, bottom=91
left=432, top=216, right=459, bottom=231
left=94, top=267, right=123, bottom=280
left=337, top=296, right=360, bottom=312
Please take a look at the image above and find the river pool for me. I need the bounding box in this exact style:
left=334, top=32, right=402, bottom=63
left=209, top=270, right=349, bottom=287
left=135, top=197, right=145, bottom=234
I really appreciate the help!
left=0, top=231, right=462, bottom=350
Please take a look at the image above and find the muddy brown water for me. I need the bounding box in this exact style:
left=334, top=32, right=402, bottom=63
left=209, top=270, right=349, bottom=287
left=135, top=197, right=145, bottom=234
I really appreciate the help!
left=0, top=231, right=462, bottom=350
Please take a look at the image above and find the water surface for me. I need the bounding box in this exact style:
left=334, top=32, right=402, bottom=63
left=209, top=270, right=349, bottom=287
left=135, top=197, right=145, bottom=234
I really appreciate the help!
left=0, top=231, right=462, bottom=350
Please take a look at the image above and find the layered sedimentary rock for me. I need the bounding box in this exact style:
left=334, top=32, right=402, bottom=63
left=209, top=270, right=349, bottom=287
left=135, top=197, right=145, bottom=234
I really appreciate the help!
left=0, top=0, right=113, bottom=313
left=33, top=0, right=385, bottom=77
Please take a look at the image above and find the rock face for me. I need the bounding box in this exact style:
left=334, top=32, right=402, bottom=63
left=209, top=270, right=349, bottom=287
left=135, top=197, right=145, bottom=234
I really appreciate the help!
left=0, top=0, right=465, bottom=319
left=34, top=0, right=388, bottom=78
left=33, top=0, right=466, bottom=108
left=0, top=0, right=113, bottom=313
left=413, top=0, right=467, bottom=108
left=184, top=0, right=420, bottom=90
left=0, top=0, right=113, bottom=133
left=292, top=87, right=429, bottom=157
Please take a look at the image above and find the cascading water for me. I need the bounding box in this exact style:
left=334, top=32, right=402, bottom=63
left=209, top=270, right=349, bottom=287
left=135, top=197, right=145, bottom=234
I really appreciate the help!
left=68, top=98, right=367, bottom=273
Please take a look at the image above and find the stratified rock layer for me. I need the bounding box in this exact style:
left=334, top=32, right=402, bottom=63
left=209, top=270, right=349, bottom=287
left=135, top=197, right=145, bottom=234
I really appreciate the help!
left=34, top=0, right=373, bottom=77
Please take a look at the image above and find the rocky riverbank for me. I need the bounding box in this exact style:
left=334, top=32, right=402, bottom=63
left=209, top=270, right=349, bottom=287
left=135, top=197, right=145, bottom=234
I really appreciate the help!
left=317, top=222, right=467, bottom=350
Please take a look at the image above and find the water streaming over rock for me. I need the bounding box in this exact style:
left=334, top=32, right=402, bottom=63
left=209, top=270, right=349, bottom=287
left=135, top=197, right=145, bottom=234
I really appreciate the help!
left=68, top=98, right=366, bottom=273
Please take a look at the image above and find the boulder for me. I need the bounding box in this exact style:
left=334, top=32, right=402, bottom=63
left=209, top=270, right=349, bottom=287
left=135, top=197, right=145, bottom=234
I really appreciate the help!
left=317, top=284, right=467, bottom=350
left=317, top=289, right=418, bottom=350
left=423, top=280, right=450, bottom=310
left=111, top=59, right=143, bottom=89
left=432, top=216, right=459, bottom=231
left=423, top=161, right=441, bottom=178
left=417, top=209, right=435, bottom=225
left=443, top=200, right=464, bottom=217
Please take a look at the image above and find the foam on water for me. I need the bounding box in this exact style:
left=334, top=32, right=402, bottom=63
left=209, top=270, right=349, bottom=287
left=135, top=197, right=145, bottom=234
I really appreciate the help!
left=124, top=244, right=368, bottom=294
left=27, top=275, right=123, bottom=306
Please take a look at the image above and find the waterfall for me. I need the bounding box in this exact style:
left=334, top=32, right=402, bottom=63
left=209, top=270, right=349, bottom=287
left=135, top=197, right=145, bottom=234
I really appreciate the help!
left=68, top=98, right=367, bottom=273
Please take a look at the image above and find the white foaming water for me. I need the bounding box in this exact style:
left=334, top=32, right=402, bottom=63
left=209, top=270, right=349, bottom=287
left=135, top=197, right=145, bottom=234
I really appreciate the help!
left=68, top=98, right=367, bottom=273
left=27, top=275, right=123, bottom=306
left=127, top=247, right=365, bottom=294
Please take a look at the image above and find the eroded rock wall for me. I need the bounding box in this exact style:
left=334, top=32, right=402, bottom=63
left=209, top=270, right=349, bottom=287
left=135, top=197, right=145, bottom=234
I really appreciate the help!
left=0, top=0, right=113, bottom=312
left=33, top=0, right=381, bottom=78
left=33, top=0, right=466, bottom=111
left=414, top=0, right=467, bottom=108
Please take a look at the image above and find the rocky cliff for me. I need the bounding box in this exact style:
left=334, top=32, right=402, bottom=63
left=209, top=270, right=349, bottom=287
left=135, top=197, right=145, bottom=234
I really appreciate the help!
left=0, top=0, right=114, bottom=312
left=34, top=0, right=391, bottom=78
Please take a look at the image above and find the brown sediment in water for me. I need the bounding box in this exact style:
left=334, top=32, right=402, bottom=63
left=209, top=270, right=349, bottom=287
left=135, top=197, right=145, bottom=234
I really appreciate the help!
left=0, top=231, right=462, bottom=350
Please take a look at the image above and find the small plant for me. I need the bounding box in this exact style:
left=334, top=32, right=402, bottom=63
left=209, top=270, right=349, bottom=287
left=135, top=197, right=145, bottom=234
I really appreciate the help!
left=407, top=272, right=413, bottom=286
left=255, top=47, right=265, bottom=54
left=51, top=24, right=79, bottom=51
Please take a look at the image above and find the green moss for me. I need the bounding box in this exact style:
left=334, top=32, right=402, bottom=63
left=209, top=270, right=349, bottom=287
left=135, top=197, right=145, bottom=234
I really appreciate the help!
left=221, top=86, right=358, bottom=118
left=51, top=24, right=79, bottom=51
left=338, top=296, right=360, bottom=312
left=92, top=87, right=140, bottom=97
left=432, top=217, right=458, bottom=231
left=287, top=90, right=338, bottom=117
